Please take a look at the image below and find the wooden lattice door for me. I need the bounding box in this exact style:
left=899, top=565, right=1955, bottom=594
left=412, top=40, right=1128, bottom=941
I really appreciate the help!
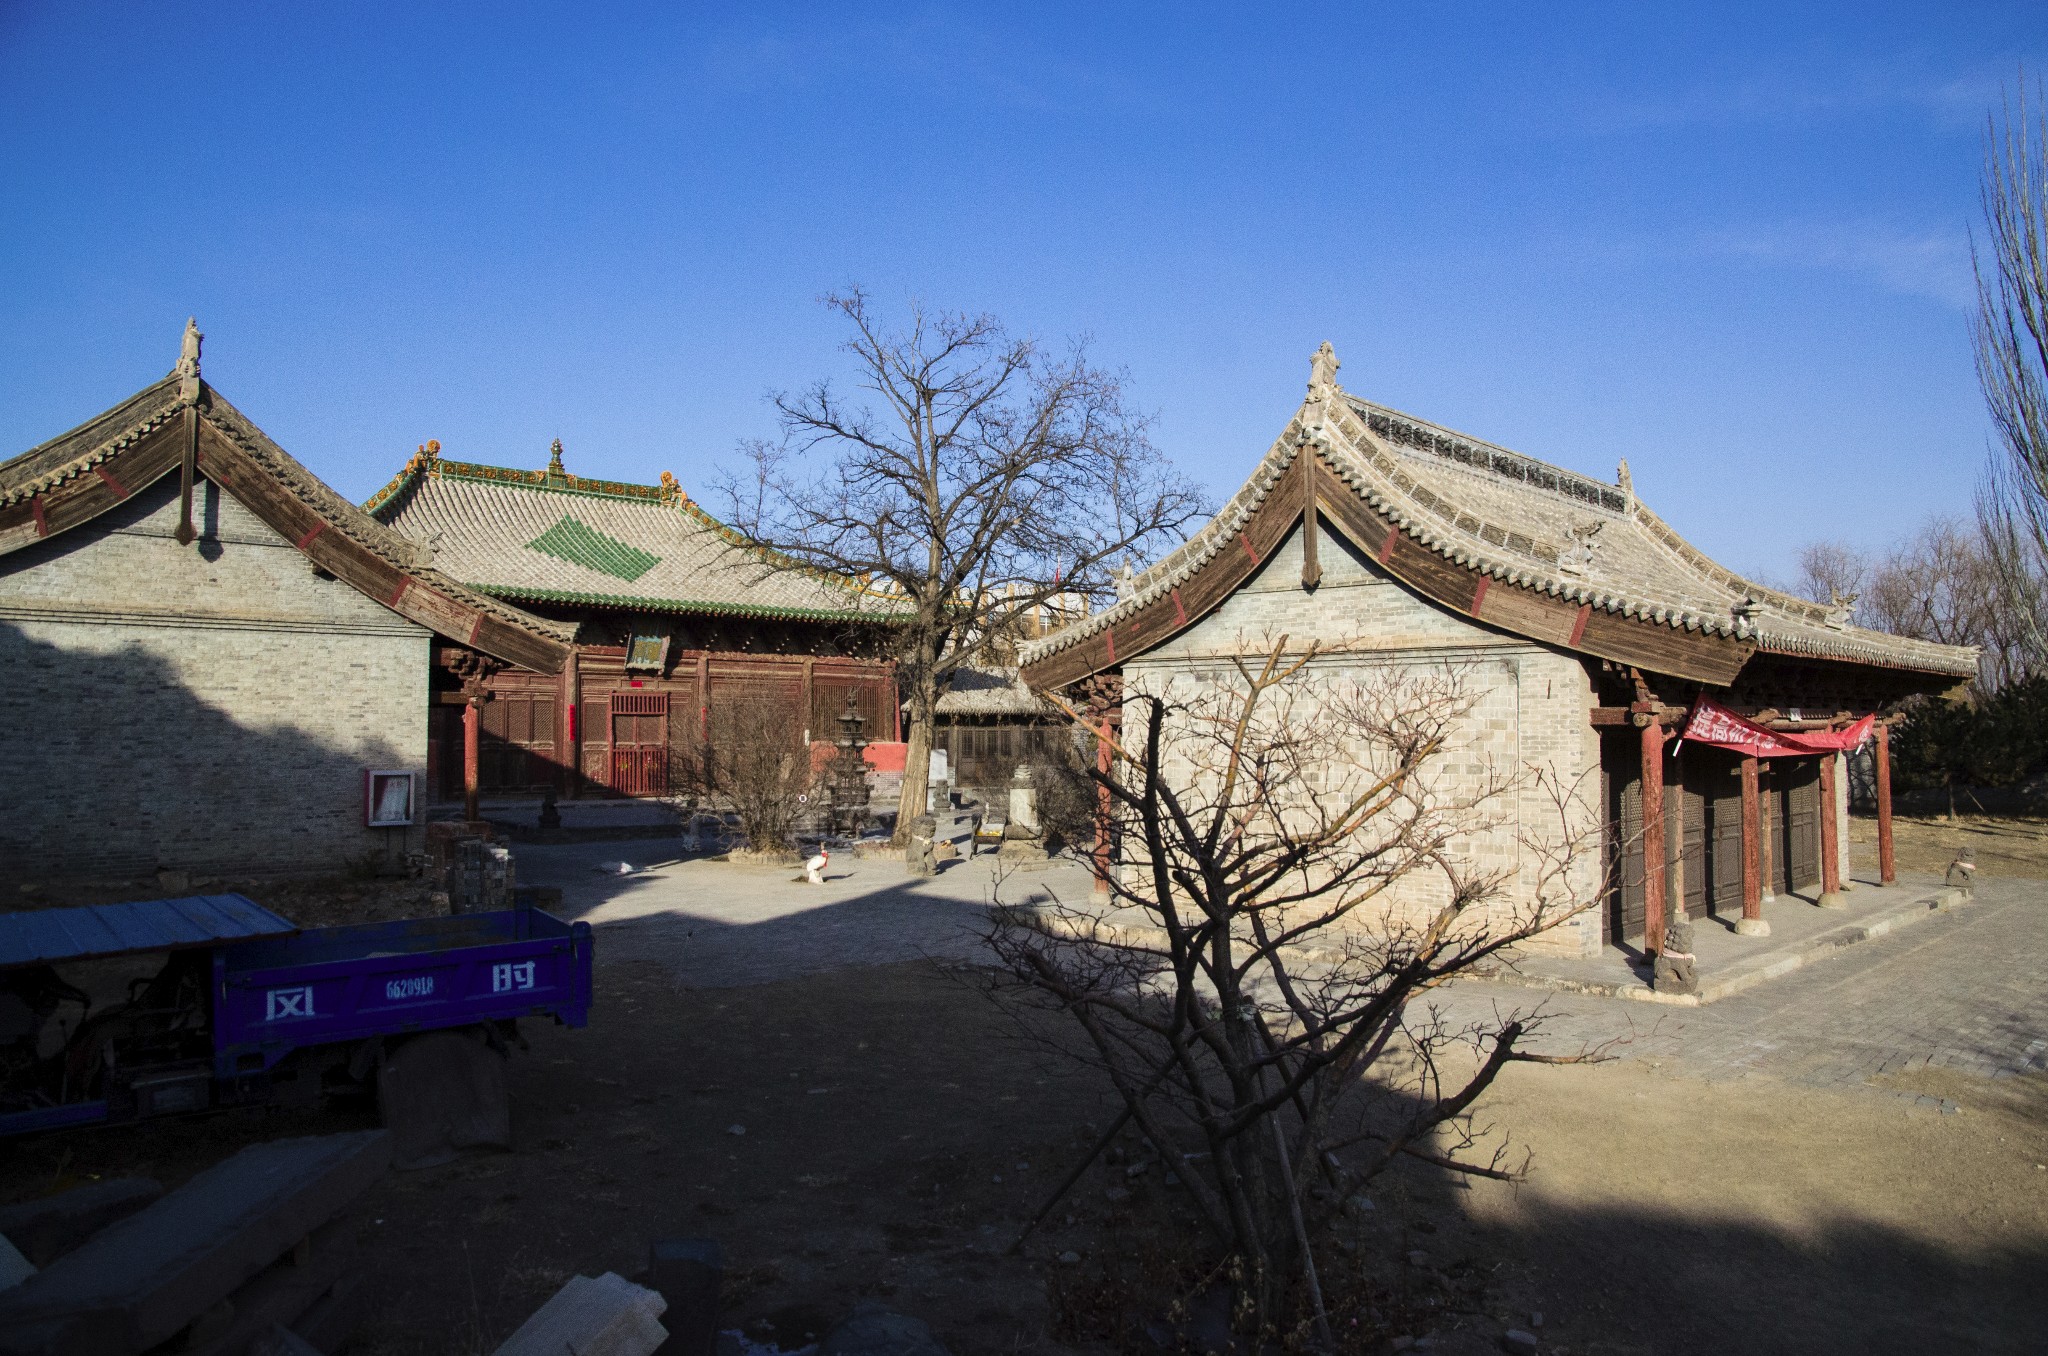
left=609, top=692, right=671, bottom=797
left=1784, top=758, right=1821, bottom=891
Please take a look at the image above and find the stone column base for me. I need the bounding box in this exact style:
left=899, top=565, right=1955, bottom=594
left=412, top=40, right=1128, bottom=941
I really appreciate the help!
left=1734, top=916, right=1771, bottom=937
left=1816, top=891, right=1849, bottom=909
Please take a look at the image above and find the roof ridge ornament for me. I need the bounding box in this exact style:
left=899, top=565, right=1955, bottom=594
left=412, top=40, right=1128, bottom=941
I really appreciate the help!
left=1617, top=458, right=1633, bottom=507
left=1558, top=520, right=1604, bottom=578
left=1308, top=341, right=1340, bottom=399
left=546, top=438, right=568, bottom=486
left=177, top=317, right=203, bottom=400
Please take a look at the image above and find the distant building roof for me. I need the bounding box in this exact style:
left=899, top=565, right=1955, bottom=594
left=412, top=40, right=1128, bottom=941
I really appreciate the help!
left=0, top=894, right=295, bottom=968
left=934, top=666, right=1061, bottom=717
left=367, top=446, right=904, bottom=624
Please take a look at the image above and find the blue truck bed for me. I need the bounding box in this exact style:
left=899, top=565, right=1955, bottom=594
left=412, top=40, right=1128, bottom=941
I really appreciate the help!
left=213, top=908, right=593, bottom=1076
left=0, top=894, right=593, bottom=1137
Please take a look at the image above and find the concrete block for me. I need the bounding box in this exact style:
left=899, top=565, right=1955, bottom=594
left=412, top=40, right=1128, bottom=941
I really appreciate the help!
left=286, top=1272, right=363, bottom=1355
left=183, top=1220, right=348, bottom=1356
left=821, top=1304, right=952, bottom=1356
left=492, top=1272, right=668, bottom=1356
left=378, top=1028, right=512, bottom=1170
left=0, top=1130, right=389, bottom=1356
left=0, top=1178, right=163, bottom=1267
left=0, top=1236, right=33, bottom=1292
left=249, top=1324, right=323, bottom=1356
left=648, top=1238, right=721, bottom=1356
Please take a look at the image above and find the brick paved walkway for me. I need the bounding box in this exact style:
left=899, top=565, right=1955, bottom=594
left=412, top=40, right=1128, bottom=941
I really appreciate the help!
left=1426, top=876, right=2048, bottom=1106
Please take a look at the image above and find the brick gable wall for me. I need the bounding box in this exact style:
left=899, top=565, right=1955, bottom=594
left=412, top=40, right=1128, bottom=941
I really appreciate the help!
left=0, top=477, right=431, bottom=883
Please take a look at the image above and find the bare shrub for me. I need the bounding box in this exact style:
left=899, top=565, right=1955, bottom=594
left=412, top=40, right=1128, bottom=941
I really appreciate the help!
left=988, top=638, right=1604, bottom=1342
left=695, top=698, right=816, bottom=856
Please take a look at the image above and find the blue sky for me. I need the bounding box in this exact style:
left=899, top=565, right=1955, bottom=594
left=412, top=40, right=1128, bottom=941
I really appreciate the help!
left=1, top=3, right=2041, bottom=582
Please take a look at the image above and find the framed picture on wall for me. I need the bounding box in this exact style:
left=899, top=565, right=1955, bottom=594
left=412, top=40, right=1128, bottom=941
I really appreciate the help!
left=365, top=770, right=417, bottom=827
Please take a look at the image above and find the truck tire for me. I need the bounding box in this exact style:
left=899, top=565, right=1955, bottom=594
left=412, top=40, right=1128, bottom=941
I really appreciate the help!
left=375, top=1026, right=511, bottom=1170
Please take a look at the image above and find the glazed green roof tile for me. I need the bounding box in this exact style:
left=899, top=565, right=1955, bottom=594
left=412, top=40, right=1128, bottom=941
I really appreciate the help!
left=526, top=515, right=660, bottom=582
left=368, top=452, right=904, bottom=621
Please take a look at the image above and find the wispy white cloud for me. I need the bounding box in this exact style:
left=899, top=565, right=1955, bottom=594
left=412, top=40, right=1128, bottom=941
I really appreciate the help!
left=1554, top=59, right=2044, bottom=138
left=1694, top=220, right=1975, bottom=309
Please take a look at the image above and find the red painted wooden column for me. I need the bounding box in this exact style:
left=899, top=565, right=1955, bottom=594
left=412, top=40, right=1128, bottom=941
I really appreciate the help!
left=561, top=655, right=580, bottom=799
left=463, top=697, right=482, bottom=824
left=1817, top=753, right=1845, bottom=907
left=1758, top=760, right=1775, bottom=902
left=1092, top=720, right=1115, bottom=899
left=1875, top=722, right=1897, bottom=886
left=1737, top=755, right=1768, bottom=936
left=1641, top=720, right=1666, bottom=954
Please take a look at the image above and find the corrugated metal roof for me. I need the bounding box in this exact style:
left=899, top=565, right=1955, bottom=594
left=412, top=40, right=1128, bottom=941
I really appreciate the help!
left=0, top=895, right=297, bottom=968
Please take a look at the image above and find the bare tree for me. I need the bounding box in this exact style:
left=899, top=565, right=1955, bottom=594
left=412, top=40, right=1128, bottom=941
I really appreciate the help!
left=694, top=698, right=818, bottom=857
left=1974, top=75, right=2048, bottom=677
left=987, top=638, right=1602, bottom=1340
left=1793, top=539, right=1871, bottom=618
left=720, top=289, right=1205, bottom=836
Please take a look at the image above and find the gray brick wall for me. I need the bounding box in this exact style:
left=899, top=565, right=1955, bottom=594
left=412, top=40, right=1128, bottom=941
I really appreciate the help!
left=1127, top=520, right=1603, bottom=957
left=0, top=477, right=431, bottom=882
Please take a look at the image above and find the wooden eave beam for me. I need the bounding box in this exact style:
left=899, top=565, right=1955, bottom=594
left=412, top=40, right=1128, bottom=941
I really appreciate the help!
left=194, top=419, right=569, bottom=675
left=0, top=417, right=188, bottom=556
left=1022, top=448, right=1757, bottom=691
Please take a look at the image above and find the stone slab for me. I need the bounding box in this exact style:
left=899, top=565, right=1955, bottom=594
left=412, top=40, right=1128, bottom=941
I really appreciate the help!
left=492, top=1271, right=668, bottom=1356
left=0, top=1130, right=389, bottom=1356
left=0, top=1178, right=163, bottom=1267
left=184, top=1220, right=349, bottom=1356
left=648, top=1238, right=721, bottom=1356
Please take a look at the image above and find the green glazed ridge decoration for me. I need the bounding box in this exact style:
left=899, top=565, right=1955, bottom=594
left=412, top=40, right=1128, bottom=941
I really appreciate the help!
left=526, top=515, right=661, bottom=582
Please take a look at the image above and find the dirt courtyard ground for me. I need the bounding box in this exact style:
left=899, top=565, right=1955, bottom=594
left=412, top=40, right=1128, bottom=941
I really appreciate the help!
left=2, top=817, right=2044, bottom=1354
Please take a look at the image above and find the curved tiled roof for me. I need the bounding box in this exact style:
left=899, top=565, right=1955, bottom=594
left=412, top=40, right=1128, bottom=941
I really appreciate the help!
left=1021, top=372, right=1979, bottom=681
left=0, top=363, right=575, bottom=670
left=369, top=455, right=902, bottom=623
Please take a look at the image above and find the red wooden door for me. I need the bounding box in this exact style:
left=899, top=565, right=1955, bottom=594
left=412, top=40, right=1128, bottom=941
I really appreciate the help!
left=609, top=692, right=671, bottom=796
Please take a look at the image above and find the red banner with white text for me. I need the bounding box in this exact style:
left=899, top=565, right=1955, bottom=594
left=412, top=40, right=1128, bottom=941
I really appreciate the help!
left=1676, top=697, right=1874, bottom=760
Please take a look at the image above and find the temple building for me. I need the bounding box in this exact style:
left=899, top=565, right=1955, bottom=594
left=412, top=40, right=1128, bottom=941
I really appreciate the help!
left=0, top=324, right=574, bottom=882
left=1018, top=345, right=1978, bottom=958
left=365, top=439, right=903, bottom=804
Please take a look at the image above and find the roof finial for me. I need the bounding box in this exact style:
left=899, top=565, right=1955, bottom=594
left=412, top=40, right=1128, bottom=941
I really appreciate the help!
left=177, top=317, right=204, bottom=399
left=547, top=438, right=566, bottom=477
left=1617, top=458, right=1632, bottom=494
left=1309, top=341, right=1340, bottom=395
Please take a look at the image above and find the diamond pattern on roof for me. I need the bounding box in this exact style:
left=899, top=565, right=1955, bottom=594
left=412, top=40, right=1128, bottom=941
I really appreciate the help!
left=526, top=515, right=660, bottom=582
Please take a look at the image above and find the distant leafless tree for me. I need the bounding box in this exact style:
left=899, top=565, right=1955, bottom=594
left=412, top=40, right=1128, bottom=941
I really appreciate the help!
left=1974, top=76, right=2048, bottom=680
left=720, top=289, right=1206, bottom=837
left=987, top=638, right=1603, bottom=1342
left=1793, top=540, right=1872, bottom=621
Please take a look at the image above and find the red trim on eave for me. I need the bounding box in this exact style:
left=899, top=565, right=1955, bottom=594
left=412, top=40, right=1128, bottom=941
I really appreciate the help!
left=1568, top=603, right=1591, bottom=647
left=1240, top=532, right=1260, bottom=565
left=389, top=577, right=410, bottom=607
left=1105, top=627, right=1116, bottom=664
left=1376, top=530, right=1396, bottom=565
left=296, top=522, right=326, bottom=550
left=1172, top=587, right=1188, bottom=627
left=1469, top=576, right=1490, bottom=616
left=31, top=497, right=46, bottom=537
left=468, top=612, right=486, bottom=645
left=95, top=466, right=128, bottom=497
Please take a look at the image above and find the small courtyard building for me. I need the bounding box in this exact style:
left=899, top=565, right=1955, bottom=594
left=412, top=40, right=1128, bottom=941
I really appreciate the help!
left=1020, top=345, right=1978, bottom=957
left=0, top=325, right=573, bottom=883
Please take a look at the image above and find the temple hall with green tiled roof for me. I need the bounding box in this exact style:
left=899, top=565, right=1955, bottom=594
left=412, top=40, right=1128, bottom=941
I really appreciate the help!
left=367, top=438, right=908, bottom=802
